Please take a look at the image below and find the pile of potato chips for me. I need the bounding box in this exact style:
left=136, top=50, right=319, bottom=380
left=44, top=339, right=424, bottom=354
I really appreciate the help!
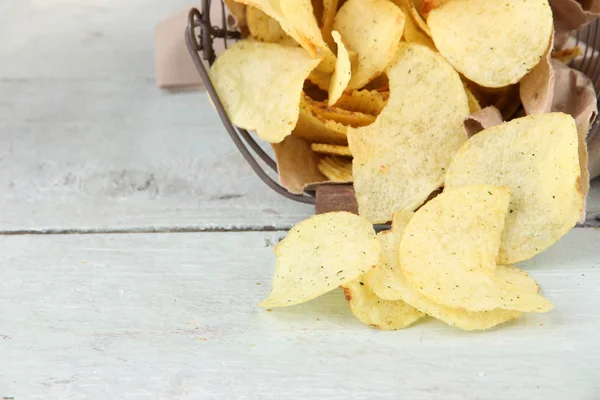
left=211, top=0, right=593, bottom=330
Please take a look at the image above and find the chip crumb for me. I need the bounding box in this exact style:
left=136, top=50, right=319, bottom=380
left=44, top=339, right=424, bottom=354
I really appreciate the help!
left=266, top=309, right=272, bottom=312
left=539, top=323, right=544, bottom=326
left=198, top=337, right=207, bottom=341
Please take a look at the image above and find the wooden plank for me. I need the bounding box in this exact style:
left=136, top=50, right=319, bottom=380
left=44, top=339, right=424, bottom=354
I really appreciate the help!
left=0, top=0, right=313, bottom=232
left=1, top=229, right=599, bottom=399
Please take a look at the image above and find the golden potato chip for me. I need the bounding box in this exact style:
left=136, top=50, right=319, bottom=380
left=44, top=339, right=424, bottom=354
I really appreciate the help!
left=333, top=0, right=405, bottom=90
left=210, top=40, right=321, bottom=143
left=399, top=185, right=553, bottom=313
left=348, top=43, right=469, bottom=223
left=293, top=94, right=349, bottom=144
left=321, top=0, right=341, bottom=49
left=318, top=156, right=353, bottom=182
left=445, top=113, right=582, bottom=264
left=238, top=0, right=336, bottom=72
left=362, top=74, right=389, bottom=92
left=465, top=86, right=481, bottom=113
left=307, top=69, right=332, bottom=91
left=406, top=0, right=432, bottom=37
left=246, top=6, right=292, bottom=43
left=224, top=0, right=248, bottom=30
left=334, top=90, right=388, bottom=116
left=311, top=143, right=352, bottom=157
left=366, top=211, right=550, bottom=330
left=328, top=31, right=352, bottom=106
left=341, top=278, right=424, bottom=330
left=394, top=0, right=436, bottom=50
left=261, top=212, right=380, bottom=307
left=552, top=46, right=582, bottom=64
left=305, top=96, right=376, bottom=127
left=428, top=0, right=553, bottom=87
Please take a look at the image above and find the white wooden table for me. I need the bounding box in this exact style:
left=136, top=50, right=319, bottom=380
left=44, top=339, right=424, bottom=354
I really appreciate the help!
left=0, top=1, right=599, bottom=399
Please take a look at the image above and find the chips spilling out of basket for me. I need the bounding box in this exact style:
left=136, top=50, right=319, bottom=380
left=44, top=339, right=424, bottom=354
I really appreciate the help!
left=209, top=0, right=598, bottom=331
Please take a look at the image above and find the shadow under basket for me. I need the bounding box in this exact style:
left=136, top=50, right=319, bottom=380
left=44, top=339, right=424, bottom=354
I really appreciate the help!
left=185, top=0, right=600, bottom=226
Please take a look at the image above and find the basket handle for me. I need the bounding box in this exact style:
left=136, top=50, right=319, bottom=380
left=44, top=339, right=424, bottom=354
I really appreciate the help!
left=185, top=7, right=316, bottom=205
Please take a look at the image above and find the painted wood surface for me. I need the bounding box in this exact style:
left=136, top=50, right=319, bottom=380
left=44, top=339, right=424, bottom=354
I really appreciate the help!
left=1, top=229, right=599, bottom=399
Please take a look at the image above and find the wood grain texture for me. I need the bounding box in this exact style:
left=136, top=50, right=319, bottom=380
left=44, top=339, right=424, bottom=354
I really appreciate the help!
left=1, top=229, right=599, bottom=399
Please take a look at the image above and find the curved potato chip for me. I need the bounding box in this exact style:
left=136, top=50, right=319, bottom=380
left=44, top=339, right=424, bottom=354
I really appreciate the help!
left=334, top=90, right=388, bottom=115
left=318, top=156, right=353, bottom=182
left=341, top=278, right=424, bottom=330
left=311, top=143, right=352, bottom=157
left=348, top=43, right=469, bottom=223
left=293, top=94, right=349, bottom=144
left=261, top=212, right=380, bottom=307
left=394, top=0, right=436, bottom=50
left=328, top=31, right=352, bottom=106
left=400, top=185, right=553, bottom=312
left=406, top=0, right=432, bottom=37
left=465, top=86, right=481, bottom=113
left=428, top=0, right=553, bottom=87
left=366, top=212, right=529, bottom=330
left=321, top=0, right=341, bottom=49
left=210, top=40, right=321, bottom=143
left=247, top=6, right=292, bottom=43
left=305, top=96, right=376, bottom=127
left=307, top=69, right=332, bottom=91
left=333, top=0, right=405, bottom=90
left=238, top=0, right=336, bottom=72
left=445, top=113, right=582, bottom=264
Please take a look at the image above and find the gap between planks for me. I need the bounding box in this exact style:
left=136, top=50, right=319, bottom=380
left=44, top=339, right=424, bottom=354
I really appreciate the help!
left=0, top=219, right=597, bottom=236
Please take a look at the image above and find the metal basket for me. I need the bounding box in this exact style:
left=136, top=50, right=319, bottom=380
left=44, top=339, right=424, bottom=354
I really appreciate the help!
left=185, top=0, right=600, bottom=206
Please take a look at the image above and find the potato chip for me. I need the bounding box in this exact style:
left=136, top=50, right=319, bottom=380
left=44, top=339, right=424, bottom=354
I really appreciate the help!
left=428, top=0, right=553, bottom=87
left=334, top=90, right=388, bottom=116
left=210, top=40, right=321, bottom=143
left=293, top=94, right=349, bottom=144
left=311, top=143, right=352, bottom=157
left=328, top=31, right=352, bottom=106
left=224, top=0, right=248, bottom=31
left=445, top=113, right=582, bottom=264
left=307, top=69, right=332, bottom=91
left=246, top=6, right=292, bottom=43
left=318, top=156, right=353, bottom=182
left=399, top=185, right=553, bottom=312
left=341, top=278, right=424, bottom=330
left=238, top=0, right=336, bottom=72
left=366, top=212, right=532, bottom=330
left=394, top=0, right=436, bottom=50
left=413, top=0, right=451, bottom=17
left=362, top=74, right=389, bottom=92
left=261, top=212, right=380, bottom=307
left=321, top=0, right=341, bottom=49
left=305, top=96, right=376, bottom=127
left=406, top=0, right=432, bottom=37
left=465, top=86, right=481, bottom=113
left=333, top=0, right=405, bottom=90
left=348, top=43, right=469, bottom=223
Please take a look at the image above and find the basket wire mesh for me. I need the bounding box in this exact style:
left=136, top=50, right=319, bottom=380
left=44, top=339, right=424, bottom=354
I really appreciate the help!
left=185, top=0, right=600, bottom=205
